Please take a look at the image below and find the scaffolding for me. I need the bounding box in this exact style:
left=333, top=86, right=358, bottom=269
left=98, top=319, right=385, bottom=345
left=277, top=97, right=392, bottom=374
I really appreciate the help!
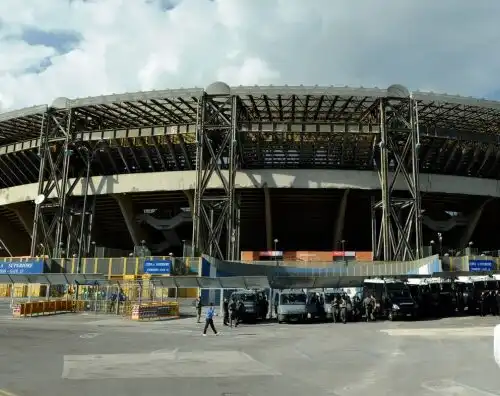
left=372, top=85, right=423, bottom=261
left=30, top=100, right=100, bottom=263
left=192, top=82, right=247, bottom=260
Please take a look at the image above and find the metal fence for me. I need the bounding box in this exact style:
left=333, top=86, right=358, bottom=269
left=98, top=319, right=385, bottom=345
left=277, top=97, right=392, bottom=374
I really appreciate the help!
left=39, top=256, right=201, bottom=277
left=208, top=255, right=440, bottom=277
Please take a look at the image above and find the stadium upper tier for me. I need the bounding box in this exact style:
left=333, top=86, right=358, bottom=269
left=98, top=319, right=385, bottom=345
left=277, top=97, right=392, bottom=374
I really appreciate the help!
left=1, top=169, right=500, bottom=207
left=1, top=85, right=500, bottom=195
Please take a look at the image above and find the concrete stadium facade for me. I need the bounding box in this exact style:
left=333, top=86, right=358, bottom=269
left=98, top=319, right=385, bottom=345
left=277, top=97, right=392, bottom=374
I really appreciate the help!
left=0, top=84, right=500, bottom=261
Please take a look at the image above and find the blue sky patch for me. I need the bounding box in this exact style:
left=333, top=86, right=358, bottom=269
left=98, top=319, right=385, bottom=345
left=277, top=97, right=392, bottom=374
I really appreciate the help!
left=21, top=28, right=80, bottom=54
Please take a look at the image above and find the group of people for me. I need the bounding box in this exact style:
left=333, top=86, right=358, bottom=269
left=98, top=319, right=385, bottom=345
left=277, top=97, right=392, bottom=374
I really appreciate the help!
left=328, top=293, right=377, bottom=323
left=478, top=290, right=500, bottom=317
left=194, top=297, right=246, bottom=336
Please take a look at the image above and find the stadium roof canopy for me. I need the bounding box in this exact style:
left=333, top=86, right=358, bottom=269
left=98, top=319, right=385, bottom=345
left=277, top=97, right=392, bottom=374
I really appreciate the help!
left=0, top=273, right=104, bottom=285
left=2, top=85, right=500, bottom=146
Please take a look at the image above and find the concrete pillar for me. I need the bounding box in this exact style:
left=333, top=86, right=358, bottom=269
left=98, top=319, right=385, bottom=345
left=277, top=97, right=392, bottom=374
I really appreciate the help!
left=333, top=189, right=350, bottom=250
left=459, top=198, right=493, bottom=249
left=183, top=190, right=194, bottom=212
left=10, top=202, right=55, bottom=250
left=112, top=194, right=148, bottom=247
left=9, top=202, right=35, bottom=237
left=263, top=183, right=273, bottom=250
left=0, top=213, right=30, bottom=256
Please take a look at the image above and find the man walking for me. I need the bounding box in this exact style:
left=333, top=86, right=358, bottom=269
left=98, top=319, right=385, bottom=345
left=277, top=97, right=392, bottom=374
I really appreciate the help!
left=203, top=303, right=219, bottom=336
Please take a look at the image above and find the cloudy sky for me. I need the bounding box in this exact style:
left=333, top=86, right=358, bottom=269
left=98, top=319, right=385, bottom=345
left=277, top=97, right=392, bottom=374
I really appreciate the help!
left=0, top=0, right=500, bottom=112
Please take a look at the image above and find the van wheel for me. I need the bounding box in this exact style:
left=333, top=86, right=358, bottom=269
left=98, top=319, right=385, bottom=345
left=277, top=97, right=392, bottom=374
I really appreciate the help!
left=278, top=315, right=285, bottom=323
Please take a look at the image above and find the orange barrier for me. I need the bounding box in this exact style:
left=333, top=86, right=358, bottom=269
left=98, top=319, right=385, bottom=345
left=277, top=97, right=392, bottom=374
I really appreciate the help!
left=12, top=299, right=85, bottom=318
left=130, top=301, right=180, bottom=321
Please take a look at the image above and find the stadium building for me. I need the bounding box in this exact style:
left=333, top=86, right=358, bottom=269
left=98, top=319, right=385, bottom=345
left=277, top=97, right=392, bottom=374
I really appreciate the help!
left=0, top=82, right=499, bottom=262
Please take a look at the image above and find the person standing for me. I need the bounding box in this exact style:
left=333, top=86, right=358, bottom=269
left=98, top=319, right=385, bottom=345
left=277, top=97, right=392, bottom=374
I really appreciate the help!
left=223, top=298, right=229, bottom=326
left=229, top=299, right=238, bottom=327
left=195, top=297, right=203, bottom=323
left=203, top=303, right=219, bottom=336
left=479, top=291, right=487, bottom=317
left=496, top=291, right=500, bottom=317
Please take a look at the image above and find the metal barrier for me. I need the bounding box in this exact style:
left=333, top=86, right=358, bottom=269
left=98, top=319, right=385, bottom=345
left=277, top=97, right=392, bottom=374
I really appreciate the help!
left=130, top=302, right=180, bottom=321
left=12, top=299, right=85, bottom=317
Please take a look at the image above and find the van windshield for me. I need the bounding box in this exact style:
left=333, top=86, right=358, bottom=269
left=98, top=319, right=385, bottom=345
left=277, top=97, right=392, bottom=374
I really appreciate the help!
left=281, top=294, right=307, bottom=304
left=387, top=284, right=411, bottom=298
left=324, top=293, right=336, bottom=303
left=234, top=294, right=256, bottom=302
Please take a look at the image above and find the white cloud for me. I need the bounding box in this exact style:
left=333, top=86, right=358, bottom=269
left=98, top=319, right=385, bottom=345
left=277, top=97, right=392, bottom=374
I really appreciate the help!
left=1, top=0, right=500, bottom=112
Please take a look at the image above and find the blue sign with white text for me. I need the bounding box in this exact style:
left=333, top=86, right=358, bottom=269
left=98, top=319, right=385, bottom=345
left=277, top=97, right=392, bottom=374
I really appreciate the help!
left=143, top=260, right=172, bottom=274
left=469, top=259, right=494, bottom=272
left=0, top=260, right=45, bottom=275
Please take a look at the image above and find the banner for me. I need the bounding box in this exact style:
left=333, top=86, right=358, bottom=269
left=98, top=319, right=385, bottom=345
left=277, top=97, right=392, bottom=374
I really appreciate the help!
left=0, top=260, right=45, bottom=274
left=469, top=259, right=494, bottom=272
left=143, top=259, right=172, bottom=274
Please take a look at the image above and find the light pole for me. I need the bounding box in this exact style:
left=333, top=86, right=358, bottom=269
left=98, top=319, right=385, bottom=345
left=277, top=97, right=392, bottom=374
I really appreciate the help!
left=430, top=239, right=435, bottom=255
left=168, top=252, right=174, bottom=274
left=273, top=238, right=279, bottom=268
left=76, top=145, right=96, bottom=273
left=90, top=241, right=96, bottom=257
left=437, top=232, right=443, bottom=256
left=340, top=239, right=347, bottom=266
left=468, top=241, right=474, bottom=255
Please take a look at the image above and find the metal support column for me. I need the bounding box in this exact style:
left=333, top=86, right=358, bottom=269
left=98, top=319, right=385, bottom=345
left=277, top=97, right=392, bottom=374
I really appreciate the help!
left=373, top=85, right=423, bottom=261
left=31, top=100, right=100, bottom=259
left=192, top=83, right=245, bottom=260
left=31, top=105, right=73, bottom=257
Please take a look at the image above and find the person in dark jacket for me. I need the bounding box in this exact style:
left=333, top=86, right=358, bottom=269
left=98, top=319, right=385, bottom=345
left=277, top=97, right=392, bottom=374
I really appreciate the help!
left=496, top=291, right=500, bottom=317
left=223, top=298, right=229, bottom=326
left=229, top=299, right=238, bottom=327
left=194, top=297, right=203, bottom=323
left=479, top=291, right=487, bottom=317
left=236, top=300, right=246, bottom=325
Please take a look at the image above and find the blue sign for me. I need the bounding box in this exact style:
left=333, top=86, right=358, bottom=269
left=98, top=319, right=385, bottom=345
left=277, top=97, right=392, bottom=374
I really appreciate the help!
left=0, top=260, right=45, bottom=275
left=469, top=259, right=494, bottom=272
left=143, top=260, right=172, bottom=274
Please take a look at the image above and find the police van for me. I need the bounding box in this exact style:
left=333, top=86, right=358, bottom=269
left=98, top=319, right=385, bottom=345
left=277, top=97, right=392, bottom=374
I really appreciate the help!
left=230, top=289, right=269, bottom=321
left=407, top=277, right=456, bottom=318
left=274, top=289, right=308, bottom=323
left=454, top=275, right=498, bottom=313
left=364, top=278, right=417, bottom=320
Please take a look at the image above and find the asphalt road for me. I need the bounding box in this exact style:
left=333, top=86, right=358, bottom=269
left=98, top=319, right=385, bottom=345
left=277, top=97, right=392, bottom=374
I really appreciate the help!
left=0, top=311, right=499, bottom=396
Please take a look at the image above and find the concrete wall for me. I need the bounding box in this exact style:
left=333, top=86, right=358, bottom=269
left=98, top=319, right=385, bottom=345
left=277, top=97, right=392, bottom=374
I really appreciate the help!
left=407, top=255, right=442, bottom=275
left=2, top=169, right=500, bottom=206
left=206, top=254, right=442, bottom=278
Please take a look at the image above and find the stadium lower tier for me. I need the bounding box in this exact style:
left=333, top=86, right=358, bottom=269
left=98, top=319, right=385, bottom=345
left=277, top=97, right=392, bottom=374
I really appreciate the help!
left=0, top=188, right=497, bottom=257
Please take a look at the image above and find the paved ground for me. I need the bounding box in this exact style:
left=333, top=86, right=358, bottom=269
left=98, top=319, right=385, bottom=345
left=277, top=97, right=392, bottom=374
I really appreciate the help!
left=0, top=305, right=499, bottom=396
